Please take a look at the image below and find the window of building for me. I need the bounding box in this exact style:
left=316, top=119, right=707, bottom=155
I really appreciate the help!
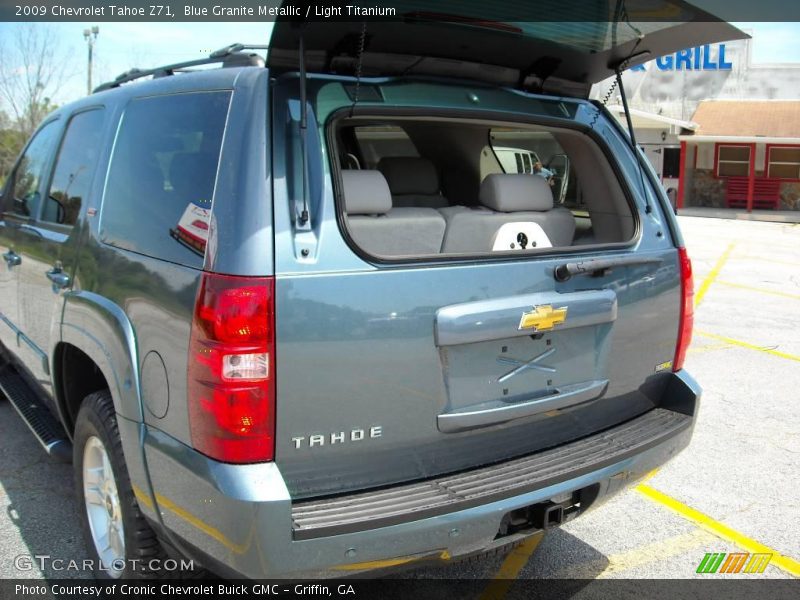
left=767, top=146, right=800, bottom=180
left=43, top=109, right=106, bottom=226
left=101, top=91, right=231, bottom=267
left=716, top=145, right=751, bottom=177
left=8, top=120, right=60, bottom=219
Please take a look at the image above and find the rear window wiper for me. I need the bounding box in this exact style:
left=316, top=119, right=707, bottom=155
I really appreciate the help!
left=554, top=255, right=662, bottom=282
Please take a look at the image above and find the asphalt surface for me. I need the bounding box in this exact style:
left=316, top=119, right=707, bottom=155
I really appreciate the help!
left=0, top=216, right=798, bottom=584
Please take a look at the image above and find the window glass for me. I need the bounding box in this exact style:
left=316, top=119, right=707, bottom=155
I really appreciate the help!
left=43, top=109, right=106, bottom=226
left=768, top=164, right=799, bottom=179
left=9, top=120, right=59, bottom=218
left=101, top=91, right=231, bottom=267
left=717, top=145, right=750, bottom=177
left=770, top=147, right=800, bottom=163
left=767, top=147, right=800, bottom=179
left=334, top=119, right=633, bottom=260
left=718, top=146, right=750, bottom=162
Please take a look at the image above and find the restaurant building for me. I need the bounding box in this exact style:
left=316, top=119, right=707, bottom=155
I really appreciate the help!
left=592, top=34, right=800, bottom=212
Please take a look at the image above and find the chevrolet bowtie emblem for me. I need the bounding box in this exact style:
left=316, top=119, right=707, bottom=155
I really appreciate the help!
left=518, top=305, right=568, bottom=332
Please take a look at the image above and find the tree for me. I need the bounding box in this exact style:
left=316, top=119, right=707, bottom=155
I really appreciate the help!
left=0, top=110, right=25, bottom=184
left=0, top=24, right=73, bottom=154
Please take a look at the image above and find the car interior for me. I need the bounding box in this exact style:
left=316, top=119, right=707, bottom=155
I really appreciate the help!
left=333, top=118, right=637, bottom=259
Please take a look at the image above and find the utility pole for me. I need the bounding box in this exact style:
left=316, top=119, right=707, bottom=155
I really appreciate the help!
left=83, top=26, right=99, bottom=95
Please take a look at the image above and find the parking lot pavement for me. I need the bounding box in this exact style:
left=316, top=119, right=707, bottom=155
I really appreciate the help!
left=0, top=216, right=798, bottom=585
left=0, top=400, right=89, bottom=579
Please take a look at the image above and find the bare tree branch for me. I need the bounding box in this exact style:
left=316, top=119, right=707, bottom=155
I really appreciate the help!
left=0, top=23, right=75, bottom=139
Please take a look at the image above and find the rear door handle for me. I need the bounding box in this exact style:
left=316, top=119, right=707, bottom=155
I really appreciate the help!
left=2, top=250, right=21, bottom=267
left=438, top=379, right=609, bottom=433
left=46, top=268, right=70, bottom=290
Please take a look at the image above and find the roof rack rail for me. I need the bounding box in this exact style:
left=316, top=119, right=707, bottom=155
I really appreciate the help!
left=93, top=43, right=269, bottom=93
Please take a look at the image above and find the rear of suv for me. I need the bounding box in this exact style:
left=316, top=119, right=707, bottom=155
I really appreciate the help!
left=0, top=11, right=743, bottom=580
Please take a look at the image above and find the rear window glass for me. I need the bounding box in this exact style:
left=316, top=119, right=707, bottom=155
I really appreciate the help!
left=101, top=91, right=231, bottom=267
left=334, top=118, right=635, bottom=260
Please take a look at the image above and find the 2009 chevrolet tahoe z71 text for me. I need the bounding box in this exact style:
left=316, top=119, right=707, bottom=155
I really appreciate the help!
left=0, top=8, right=745, bottom=580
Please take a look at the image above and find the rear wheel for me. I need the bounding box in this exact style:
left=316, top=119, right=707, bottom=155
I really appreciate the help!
left=73, top=390, right=168, bottom=579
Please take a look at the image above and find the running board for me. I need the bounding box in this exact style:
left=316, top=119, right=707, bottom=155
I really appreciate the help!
left=0, top=369, right=72, bottom=462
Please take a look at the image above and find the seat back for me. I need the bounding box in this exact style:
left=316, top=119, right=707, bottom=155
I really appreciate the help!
left=342, top=170, right=446, bottom=256
left=439, top=174, right=575, bottom=253
left=378, top=157, right=449, bottom=208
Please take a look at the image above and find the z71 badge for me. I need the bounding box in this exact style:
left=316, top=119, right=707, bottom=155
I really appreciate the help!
left=518, top=305, right=568, bottom=332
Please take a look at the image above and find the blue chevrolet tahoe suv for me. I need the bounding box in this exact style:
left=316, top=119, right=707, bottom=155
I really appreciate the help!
left=0, top=12, right=745, bottom=580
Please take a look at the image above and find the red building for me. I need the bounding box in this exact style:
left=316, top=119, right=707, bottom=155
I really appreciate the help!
left=677, top=100, right=800, bottom=212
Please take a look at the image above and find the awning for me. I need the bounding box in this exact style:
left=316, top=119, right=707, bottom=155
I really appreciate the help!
left=606, top=105, right=697, bottom=131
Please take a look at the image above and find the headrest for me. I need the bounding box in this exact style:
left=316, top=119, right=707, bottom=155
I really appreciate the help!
left=479, top=174, right=554, bottom=212
left=341, top=170, right=393, bottom=215
left=378, top=157, right=439, bottom=196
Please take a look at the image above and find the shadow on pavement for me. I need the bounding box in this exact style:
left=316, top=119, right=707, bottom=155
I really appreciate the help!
left=0, top=398, right=90, bottom=579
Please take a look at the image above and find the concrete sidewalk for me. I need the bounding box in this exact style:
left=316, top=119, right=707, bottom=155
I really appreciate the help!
left=678, top=207, right=800, bottom=224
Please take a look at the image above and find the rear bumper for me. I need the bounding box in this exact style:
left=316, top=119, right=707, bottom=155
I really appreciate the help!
left=141, top=370, right=700, bottom=580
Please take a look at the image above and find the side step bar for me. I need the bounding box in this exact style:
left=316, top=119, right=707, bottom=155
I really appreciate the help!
left=0, top=368, right=72, bottom=462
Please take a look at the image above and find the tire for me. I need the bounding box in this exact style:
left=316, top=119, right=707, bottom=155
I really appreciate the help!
left=73, top=390, right=170, bottom=579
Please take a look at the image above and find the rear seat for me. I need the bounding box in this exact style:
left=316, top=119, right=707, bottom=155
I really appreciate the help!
left=439, top=174, right=576, bottom=253
left=342, top=170, right=446, bottom=256
left=377, top=157, right=449, bottom=208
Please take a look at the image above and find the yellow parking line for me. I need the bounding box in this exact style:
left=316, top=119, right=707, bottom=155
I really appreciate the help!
left=596, top=529, right=716, bottom=578
left=636, top=484, right=800, bottom=577
left=333, top=550, right=451, bottom=571
left=694, top=243, right=735, bottom=307
left=687, top=342, right=733, bottom=355
left=548, top=529, right=714, bottom=579
left=715, top=280, right=800, bottom=301
left=696, top=330, right=800, bottom=363
left=479, top=534, right=544, bottom=600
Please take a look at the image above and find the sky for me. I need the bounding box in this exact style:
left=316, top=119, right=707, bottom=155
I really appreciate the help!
left=0, top=21, right=798, bottom=109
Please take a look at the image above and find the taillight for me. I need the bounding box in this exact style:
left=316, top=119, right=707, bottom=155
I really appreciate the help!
left=673, top=247, right=694, bottom=372
left=187, top=273, right=275, bottom=463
